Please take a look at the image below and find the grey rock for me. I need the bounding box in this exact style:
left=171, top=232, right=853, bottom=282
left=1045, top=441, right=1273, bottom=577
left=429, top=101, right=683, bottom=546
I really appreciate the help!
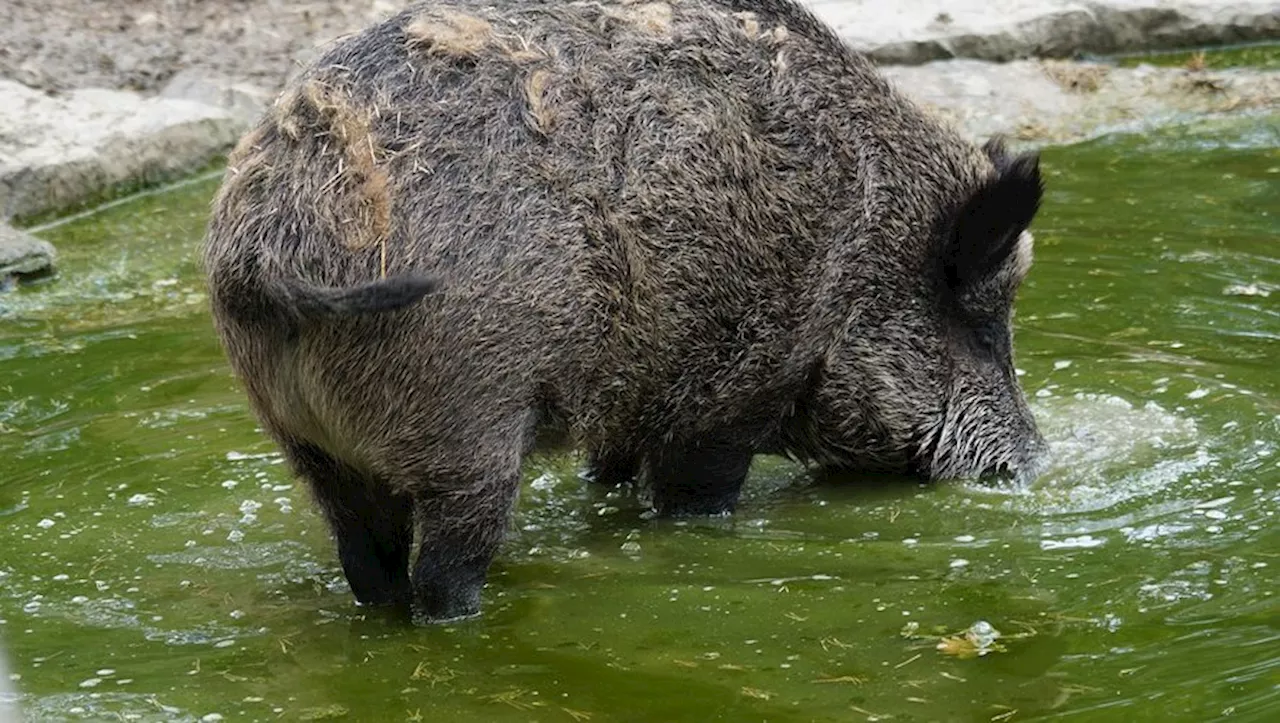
left=802, top=0, right=1280, bottom=65
left=0, top=221, right=55, bottom=282
left=0, top=79, right=247, bottom=221
left=160, top=70, right=274, bottom=125
left=881, top=58, right=1280, bottom=147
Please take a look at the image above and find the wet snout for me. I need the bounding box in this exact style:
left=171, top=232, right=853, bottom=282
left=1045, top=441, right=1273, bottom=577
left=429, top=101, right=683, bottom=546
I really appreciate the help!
left=981, top=423, right=1048, bottom=485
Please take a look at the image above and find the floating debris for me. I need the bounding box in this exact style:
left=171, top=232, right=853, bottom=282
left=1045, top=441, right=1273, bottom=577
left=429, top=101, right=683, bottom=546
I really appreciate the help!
left=410, top=662, right=458, bottom=687
left=812, top=675, right=867, bottom=685
left=529, top=473, right=558, bottom=491
left=480, top=688, right=541, bottom=711
left=936, top=620, right=1006, bottom=659
left=298, top=705, right=349, bottom=720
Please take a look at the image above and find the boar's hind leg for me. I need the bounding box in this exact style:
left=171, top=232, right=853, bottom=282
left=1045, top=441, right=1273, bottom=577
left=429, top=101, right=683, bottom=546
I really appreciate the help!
left=409, top=472, right=520, bottom=625
left=648, top=439, right=754, bottom=517
left=286, top=443, right=412, bottom=608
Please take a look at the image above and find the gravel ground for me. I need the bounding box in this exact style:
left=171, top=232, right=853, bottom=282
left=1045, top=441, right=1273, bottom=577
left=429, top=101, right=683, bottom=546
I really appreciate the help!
left=5, top=0, right=1277, bottom=97
left=0, top=0, right=398, bottom=95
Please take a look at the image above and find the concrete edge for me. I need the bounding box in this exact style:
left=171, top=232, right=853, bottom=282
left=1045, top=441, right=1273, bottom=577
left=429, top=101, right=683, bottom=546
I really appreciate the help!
left=3, top=116, right=246, bottom=225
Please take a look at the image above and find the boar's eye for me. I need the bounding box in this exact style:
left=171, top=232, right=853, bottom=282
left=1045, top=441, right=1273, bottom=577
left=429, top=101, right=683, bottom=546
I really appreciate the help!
left=975, top=324, right=997, bottom=349
left=972, top=319, right=1009, bottom=358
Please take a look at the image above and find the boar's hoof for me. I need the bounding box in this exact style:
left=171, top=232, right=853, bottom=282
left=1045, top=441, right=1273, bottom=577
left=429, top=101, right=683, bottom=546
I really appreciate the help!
left=410, top=588, right=483, bottom=626
left=351, top=590, right=409, bottom=609
left=649, top=441, right=753, bottom=517
left=409, top=557, right=488, bottom=625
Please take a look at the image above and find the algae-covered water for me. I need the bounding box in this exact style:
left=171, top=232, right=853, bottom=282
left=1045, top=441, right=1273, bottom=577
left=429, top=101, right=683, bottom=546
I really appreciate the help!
left=1111, top=41, right=1280, bottom=71
left=2, top=114, right=1278, bottom=722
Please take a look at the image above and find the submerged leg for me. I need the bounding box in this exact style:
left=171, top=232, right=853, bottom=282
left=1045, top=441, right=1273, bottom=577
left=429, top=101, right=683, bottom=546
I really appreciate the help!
left=647, top=438, right=754, bottom=517
left=584, top=448, right=640, bottom=487
left=284, top=442, right=412, bottom=607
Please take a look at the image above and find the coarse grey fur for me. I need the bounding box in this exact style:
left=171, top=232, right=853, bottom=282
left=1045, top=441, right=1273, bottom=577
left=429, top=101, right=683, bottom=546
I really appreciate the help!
left=201, top=0, right=1048, bottom=624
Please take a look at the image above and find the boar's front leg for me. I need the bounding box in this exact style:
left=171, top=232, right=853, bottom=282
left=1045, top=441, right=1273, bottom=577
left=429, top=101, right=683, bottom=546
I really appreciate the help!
left=647, top=439, right=754, bottom=517
left=285, top=442, right=412, bottom=608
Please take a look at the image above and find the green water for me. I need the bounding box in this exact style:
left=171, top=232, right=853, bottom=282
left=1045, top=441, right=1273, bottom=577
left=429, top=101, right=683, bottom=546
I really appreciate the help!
left=2, top=115, right=1278, bottom=723
left=1110, top=42, right=1280, bottom=71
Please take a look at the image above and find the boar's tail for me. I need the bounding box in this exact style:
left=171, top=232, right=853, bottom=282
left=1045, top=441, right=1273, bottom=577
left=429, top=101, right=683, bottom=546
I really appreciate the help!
left=267, top=274, right=440, bottom=318
left=209, top=259, right=439, bottom=328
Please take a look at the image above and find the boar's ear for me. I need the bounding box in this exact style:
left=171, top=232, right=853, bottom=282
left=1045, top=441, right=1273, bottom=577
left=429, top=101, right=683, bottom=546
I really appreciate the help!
left=943, top=146, right=1043, bottom=291
left=981, top=136, right=1014, bottom=168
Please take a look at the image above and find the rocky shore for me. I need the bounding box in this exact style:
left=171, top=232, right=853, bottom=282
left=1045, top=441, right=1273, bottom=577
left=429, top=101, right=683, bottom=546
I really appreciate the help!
left=2, top=0, right=1278, bottom=285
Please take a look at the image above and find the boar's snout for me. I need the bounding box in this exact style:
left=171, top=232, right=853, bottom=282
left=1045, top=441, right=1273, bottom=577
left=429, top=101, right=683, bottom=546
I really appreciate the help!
left=984, top=426, right=1048, bottom=487
left=922, top=392, right=1047, bottom=487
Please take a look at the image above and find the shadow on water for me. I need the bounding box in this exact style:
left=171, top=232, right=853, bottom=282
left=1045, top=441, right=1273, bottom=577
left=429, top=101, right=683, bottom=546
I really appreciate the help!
left=1, top=113, right=1278, bottom=721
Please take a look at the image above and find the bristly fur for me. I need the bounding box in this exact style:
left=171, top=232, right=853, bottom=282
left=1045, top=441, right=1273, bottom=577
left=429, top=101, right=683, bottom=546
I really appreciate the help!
left=201, top=0, right=1047, bottom=624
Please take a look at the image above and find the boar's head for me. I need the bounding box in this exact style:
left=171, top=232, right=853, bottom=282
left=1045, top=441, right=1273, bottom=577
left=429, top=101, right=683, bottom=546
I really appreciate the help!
left=924, top=140, right=1047, bottom=484
left=817, top=139, right=1047, bottom=485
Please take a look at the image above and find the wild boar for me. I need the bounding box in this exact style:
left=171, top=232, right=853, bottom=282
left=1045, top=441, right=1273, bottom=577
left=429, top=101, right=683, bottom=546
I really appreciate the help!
left=202, top=0, right=1047, bottom=624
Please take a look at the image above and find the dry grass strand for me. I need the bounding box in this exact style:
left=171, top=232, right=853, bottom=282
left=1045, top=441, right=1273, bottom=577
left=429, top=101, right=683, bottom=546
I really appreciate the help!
left=1041, top=60, right=1108, bottom=93
left=603, top=2, right=672, bottom=37
left=295, top=78, right=392, bottom=253
left=630, top=2, right=673, bottom=35
left=406, top=9, right=493, bottom=59
left=273, top=87, right=303, bottom=139
left=523, top=68, right=556, bottom=136
left=733, top=11, right=761, bottom=39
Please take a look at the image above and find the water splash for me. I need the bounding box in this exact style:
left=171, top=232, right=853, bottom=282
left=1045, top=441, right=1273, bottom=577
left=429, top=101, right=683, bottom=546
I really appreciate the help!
left=982, top=393, right=1211, bottom=515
